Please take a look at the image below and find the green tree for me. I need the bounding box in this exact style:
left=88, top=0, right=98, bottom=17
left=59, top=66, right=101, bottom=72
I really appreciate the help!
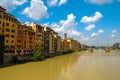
left=32, top=46, right=44, bottom=61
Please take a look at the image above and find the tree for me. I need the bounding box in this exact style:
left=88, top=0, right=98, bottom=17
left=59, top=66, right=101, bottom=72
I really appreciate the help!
left=32, top=46, right=44, bottom=61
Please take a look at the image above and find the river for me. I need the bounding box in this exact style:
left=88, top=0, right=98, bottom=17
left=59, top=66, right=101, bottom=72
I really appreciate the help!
left=0, top=49, right=120, bottom=80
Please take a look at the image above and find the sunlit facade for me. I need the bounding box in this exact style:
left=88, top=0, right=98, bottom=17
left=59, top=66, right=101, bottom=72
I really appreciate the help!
left=0, top=6, right=18, bottom=53
left=15, top=23, right=35, bottom=54
left=31, top=23, right=44, bottom=51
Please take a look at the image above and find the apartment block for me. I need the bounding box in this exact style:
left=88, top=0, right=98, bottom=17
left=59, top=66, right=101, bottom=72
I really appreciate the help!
left=15, top=23, right=35, bottom=55
left=0, top=6, right=18, bottom=53
left=56, top=35, right=62, bottom=55
left=31, top=23, right=44, bottom=52
left=44, top=27, right=58, bottom=57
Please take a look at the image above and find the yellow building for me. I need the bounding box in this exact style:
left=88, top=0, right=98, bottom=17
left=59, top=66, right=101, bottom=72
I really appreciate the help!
left=62, top=33, right=81, bottom=53
left=31, top=23, right=44, bottom=52
left=67, top=38, right=81, bottom=51
left=61, top=33, right=70, bottom=54
left=0, top=6, right=18, bottom=53
left=67, top=38, right=74, bottom=51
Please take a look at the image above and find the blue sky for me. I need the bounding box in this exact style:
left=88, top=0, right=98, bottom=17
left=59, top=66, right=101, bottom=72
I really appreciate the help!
left=0, top=0, right=120, bottom=46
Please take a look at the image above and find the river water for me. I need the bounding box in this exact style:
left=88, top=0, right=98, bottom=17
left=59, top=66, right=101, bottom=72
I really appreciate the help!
left=0, top=49, right=120, bottom=80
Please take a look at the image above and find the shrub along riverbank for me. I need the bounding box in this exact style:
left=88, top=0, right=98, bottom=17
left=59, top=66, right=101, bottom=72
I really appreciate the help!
left=17, top=48, right=44, bottom=64
left=18, top=48, right=87, bottom=64
left=10, top=47, right=87, bottom=64
left=0, top=48, right=87, bottom=68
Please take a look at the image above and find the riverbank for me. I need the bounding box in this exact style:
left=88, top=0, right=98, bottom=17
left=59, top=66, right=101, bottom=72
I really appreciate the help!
left=0, top=63, right=14, bottom=68
left=0, top=50, right=86, bottom=68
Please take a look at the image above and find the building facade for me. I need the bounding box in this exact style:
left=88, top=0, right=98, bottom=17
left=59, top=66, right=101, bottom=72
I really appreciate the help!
left=56, top=35, right=62, bottom=55
left=44, top=27, right=59, bottom=57
left=15, top=24, right=35, bottom=55
left=31, top=23, right=44, bottom=52
left=0, top=6, right=18, bottom=53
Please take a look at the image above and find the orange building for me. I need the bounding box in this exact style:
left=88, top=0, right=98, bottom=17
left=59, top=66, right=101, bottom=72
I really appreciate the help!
left=15, top=24, right=35, bottom=55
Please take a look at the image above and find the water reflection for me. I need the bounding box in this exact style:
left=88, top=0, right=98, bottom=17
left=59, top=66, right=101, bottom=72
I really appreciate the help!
left=0, top=50, right=120, bottom=80
left=0, top=53, right=80, bottom=80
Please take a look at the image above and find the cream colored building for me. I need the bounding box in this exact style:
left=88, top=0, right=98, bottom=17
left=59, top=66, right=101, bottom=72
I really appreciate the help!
left=56, top=35, right=62, bottom=55
left=31, top=23, right=44, bottom=51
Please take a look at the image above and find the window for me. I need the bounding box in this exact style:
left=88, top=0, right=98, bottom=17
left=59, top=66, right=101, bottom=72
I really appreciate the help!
left=6, top=23, right=9, bottom=26
left=6, top=34, right=9, bottom=37
left=6, top=28, right=10, bottom=32
left=2, top=28, right=4, bottom=32
left=6, top=40, right=8, bottom=43
left=18, top=30, right=21, bottom=34
left=17, top=45, right=21, bottom=48
left=12, top=40, right=14, bottom=43
left=12, top=24, right=14, bottom=27
left=11, top=35, right=15, bottom=38
left=11, top=30, right=15, bottom=33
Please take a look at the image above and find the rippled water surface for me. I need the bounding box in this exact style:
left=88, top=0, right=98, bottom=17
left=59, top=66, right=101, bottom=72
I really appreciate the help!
left=0, top=50, right=120, bottom=80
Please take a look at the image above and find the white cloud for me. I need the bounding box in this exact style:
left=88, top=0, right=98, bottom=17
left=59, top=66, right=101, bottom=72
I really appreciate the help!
left=91, top=32, right=98, bottom=37
left=67, top=30, right=81, bottom=38
left=81, top=11, right=103, bottom=24
left=111, top=29, right=117, bottom=33
left=52, top=13, right=77, bottom=33
left=47, top=0, right=58, bottom=7
left=111, top=34, right=115, bottom=37
left=84, top=0, right=113, bottom=5
left=111, top=29, right=117, bottom=38
left=0, top=0, right=27, bottom=10
left=98, top=29, right=104, bottom=33
left=59, top=0, right=67, bottom=6
left=85, top=24, right=96, bottom=31
left=22, top=0, right=48, bottom=20
left=13, top=0, right=27, bottom=5
left=91, top=29, right=104, bottom=37
left=47, top=0, right=67, bottom=7
left=80, top=35, right=90, bottom=43
left=50, top=23, right=62, bottom=32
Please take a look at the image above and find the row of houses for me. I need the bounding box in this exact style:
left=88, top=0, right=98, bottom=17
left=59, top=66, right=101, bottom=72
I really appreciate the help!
left=16, top=23, right=81, bottom=57
left=0, top=6, right=83, bottom=64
